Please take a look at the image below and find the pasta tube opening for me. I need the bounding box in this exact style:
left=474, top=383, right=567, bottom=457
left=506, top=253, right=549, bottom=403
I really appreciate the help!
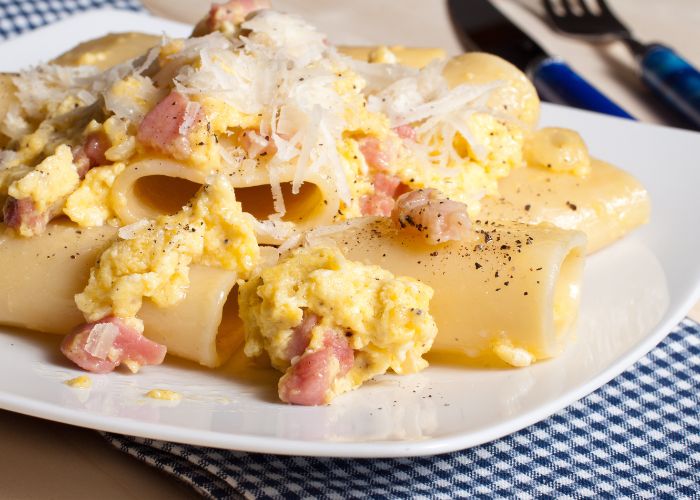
left=111, top=160, right=335, bottom=243
left=232, top=182, right=323, bottom=222
left=133, top=174, right=200, bottom=215
left=216, top=284, right=242, bottom=360
left=552, top=245, right=584, bottom=343
left=140, top=265, right=242, bottom=368
left=132, top=175, right=322, bottom=222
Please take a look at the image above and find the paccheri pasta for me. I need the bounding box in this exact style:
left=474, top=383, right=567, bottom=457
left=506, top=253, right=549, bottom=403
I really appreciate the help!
left=0, top=1, right=649, bottom=405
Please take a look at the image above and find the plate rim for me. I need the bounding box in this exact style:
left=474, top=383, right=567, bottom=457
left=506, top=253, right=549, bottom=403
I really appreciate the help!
left=0, top=10, right=699, bottom=458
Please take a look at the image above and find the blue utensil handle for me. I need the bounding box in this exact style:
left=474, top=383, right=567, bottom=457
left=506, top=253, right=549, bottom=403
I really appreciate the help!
left=641, top=44, right=700, bottom=128
left=530, top=57, right=635, bottom=119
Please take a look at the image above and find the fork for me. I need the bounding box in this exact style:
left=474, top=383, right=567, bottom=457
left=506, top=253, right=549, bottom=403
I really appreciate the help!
left=544, top=0, right=700, bottom=129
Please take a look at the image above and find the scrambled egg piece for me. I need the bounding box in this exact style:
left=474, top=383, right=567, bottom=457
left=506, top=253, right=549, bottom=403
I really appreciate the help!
left=460, top=114, right=524, bottom=178
left=493, top=340, right=535, bottom=368
left=0, top=164, right=32, bottom=200
left=101, top=116, right=137, bottom=163
left=8, top=145, right=79, bottom=229
left=64, top=162, right=125, bottom=227
left=2, top=122, right=54, bottom=170
left=75, top=175, right=259, bottom=326
left=145, top=389, right=182, bottom=401
left=65, top=375, right=92, bottom=389
left=240, top=246, right=437, bottom=404
left=402, top=115, right=523, bottom=217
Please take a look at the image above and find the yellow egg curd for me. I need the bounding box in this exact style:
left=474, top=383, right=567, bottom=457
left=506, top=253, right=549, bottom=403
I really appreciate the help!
left=239, top=245, right=437, bottom=403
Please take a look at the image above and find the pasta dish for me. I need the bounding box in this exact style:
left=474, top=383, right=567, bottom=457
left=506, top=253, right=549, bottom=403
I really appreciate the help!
left=0, top=1, right=650, bottom=405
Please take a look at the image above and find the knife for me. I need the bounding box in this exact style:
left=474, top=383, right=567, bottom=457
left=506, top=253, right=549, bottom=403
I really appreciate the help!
left=447, top=0, right=634, bottom=119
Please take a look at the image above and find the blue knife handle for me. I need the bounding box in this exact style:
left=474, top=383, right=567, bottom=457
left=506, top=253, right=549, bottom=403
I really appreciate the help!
left=640, top=44, right=700, bottom=128
left=530, top=57, right=635, bottom=119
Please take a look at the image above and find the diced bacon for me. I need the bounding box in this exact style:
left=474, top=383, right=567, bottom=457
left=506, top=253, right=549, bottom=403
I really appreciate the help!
left=279, top=329, right=354, bottom=406
left=329, top=332, right=354, bottom=375
left=392, top=188, right=472, bottom=245
left=374, top=172, right=401, bottom=197
left=360, top=193, right=395, bottom=217
left=61, top=317, right=166, bottom=374
left=394, top=124, right=416, bottom=141
left=193, top=0, right=271, bottom=36
left=137, top=91, right=205, bottom=160
left=358, top=136, right=390, bottom=172
left=83, top=132, right=110, bottom=170
left=360, top=173, right=409, bottom=217
left=286, top=311, right=318, bottom=360
left=73, top=132, right=111, bottom=178
left=2, top=197, right=52, bottom=235
left=211, top=0, right=270, bottom=28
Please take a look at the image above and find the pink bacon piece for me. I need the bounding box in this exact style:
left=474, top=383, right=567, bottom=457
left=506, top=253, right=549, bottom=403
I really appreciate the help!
left=279, top=329, right=354, bottom=406
left=360, top=173, right=409, bottom=217
left=285, top=311, right=318, bottom=361
left=193, top=0, right=271, bottom=36
left=2, top=197, right=53, bottom=235
left=61, top=317, right=166, bottom=374
left=137, top=91, right=205, bottom=160
left=392, top=188, right=472, bottom=244
left=73, top=132, right=110, bottom=178
left=393, top=124, right=416, bottom=141
left=357, top=136, right=390, bottom=172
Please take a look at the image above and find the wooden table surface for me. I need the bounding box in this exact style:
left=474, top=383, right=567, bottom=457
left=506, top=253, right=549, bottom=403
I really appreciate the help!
left=1, top=1, right=698, bottom=498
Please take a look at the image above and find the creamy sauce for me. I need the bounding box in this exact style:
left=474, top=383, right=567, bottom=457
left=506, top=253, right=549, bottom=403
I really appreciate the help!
left=480, top=159, right=650, bottom=254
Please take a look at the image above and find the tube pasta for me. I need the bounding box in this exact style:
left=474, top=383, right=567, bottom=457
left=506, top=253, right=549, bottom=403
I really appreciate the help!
left=0, top=222, right=242, bottom=367
left=323, top=218, right=586, bottom=364
left=49, top=32, right=447, bottom=72
left=42, top=36, right=645, bottom=251
left=111, top=158, right=338, bottom=243
left=51, top=33, right=162, bottom=70
left=480, top=160, right=651, bottom=254
left=338, top=46, right=446, bottom=68
left=443, top=52, right=540, bottom=128
left=140, top=265, right=240, bottom=368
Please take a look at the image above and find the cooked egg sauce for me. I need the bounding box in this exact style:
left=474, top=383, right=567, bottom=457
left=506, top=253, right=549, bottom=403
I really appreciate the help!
left=239, top=246, right=437, bottom=403
left=0, top=10, right=597, bottom=390
left=75, top=175, right=259, bottom=330
left=1, top=8, right=555, bottom=240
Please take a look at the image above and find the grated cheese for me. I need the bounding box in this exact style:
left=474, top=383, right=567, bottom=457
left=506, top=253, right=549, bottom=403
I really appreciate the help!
left=118, top=219, right=152, bottom=240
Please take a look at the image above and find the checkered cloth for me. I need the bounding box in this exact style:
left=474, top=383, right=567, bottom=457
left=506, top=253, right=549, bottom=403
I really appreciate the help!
left=0, top=0, right=142, bottom=40
left=2, top=1, right=700, bottom=498
left=103, top=319, right=700, bottom=499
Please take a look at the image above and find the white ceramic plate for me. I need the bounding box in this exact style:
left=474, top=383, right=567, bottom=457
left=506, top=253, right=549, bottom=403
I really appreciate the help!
left=1, top=10, right=699, bottom=458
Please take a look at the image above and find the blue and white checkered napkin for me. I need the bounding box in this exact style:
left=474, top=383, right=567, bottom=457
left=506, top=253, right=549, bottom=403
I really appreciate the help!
left=0, top=0, right=142, bottom=40
left=103, top=319, right=700, bottom=499
left=2, top=1, right=699, bottom=497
